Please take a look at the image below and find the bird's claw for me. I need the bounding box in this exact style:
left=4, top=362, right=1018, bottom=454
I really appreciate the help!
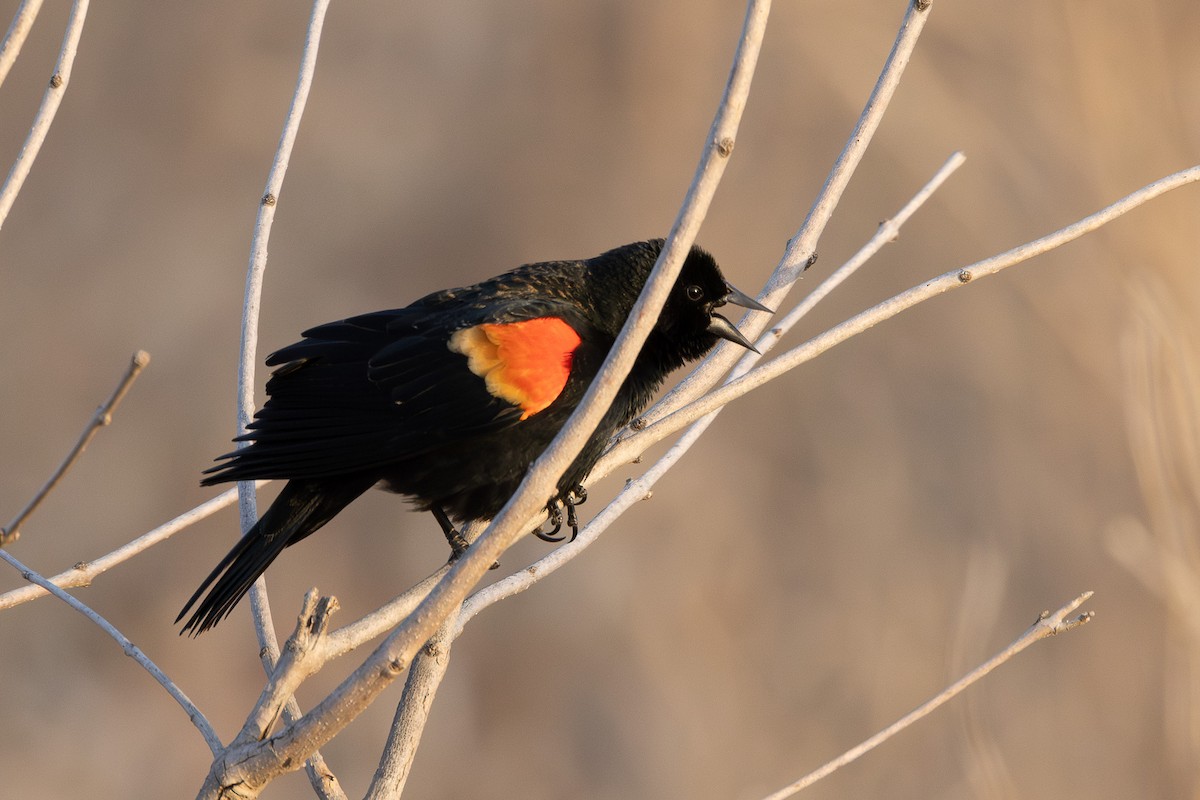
left=535, top=502, right=566, bottom=542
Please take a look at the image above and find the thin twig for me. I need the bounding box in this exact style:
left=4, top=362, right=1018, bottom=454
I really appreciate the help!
left=759, top=591, right=1095, bottom=800
left=0, top=546, right=222, bottom=753
left=0, top=0, right=89, bottom=232
left=0, top=484, right=262, bottom=611
left=632, top=165, right=1200, bottom=445
left=197, top=1, right=771, bottom=795
left=2, top=350, right=149, bottom=545
left=0, top=0, right=45, bottom=88
left=323, top=567, right=448, bottom=660
left=238, top=0, right=334, bottom=647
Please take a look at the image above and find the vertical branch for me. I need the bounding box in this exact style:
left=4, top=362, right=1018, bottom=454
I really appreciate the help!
left=224, top=0, right=340, bottom=796
left=232, top=0, right=332, bottom=643
left=0, top=0, right=90, bottom=232
left=364, top=617, right=457, bottom=800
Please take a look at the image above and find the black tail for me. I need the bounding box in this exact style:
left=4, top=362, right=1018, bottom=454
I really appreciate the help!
left=177, top=476, right=374, bottom=635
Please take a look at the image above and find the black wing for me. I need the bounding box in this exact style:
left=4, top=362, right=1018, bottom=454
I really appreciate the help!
left=201, top=298, right=584, bottom=485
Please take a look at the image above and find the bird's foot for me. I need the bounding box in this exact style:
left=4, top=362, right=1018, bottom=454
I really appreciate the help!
left=534, top=486, right=587, bottom=543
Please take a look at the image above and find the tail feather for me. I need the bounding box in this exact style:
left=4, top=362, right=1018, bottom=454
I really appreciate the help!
left=177, top=477, right=374, bottom=635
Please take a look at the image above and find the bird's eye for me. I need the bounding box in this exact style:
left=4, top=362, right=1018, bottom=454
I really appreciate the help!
left=685, top=284, right=705, bottom=302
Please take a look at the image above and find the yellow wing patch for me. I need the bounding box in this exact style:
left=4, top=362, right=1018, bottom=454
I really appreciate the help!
left=448, top=318, right=581, bottom=420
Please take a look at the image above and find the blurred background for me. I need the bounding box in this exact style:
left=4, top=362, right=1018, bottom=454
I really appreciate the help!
left=2, top=1, right=1198, bottom=797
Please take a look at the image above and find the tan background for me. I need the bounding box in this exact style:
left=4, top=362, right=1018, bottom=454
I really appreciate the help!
left=2, top=1, right=1198, bottom=797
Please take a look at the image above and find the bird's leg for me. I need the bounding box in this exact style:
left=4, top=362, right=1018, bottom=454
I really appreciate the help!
left=432, top=505, right=470, bottom=559
left=534, top=500, right=566, bottom=543
left=563, top=484, right=587, bottom=542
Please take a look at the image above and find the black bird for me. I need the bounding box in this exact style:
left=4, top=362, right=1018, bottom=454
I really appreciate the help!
left=178, top=240, right=768, bottom=634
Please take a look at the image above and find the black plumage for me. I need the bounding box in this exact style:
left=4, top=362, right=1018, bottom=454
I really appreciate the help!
left=178, top=240, right=767, bottom=634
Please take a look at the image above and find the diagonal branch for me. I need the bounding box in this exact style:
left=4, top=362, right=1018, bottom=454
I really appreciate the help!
left=0, top=546, right=222, bottom=753
left=759, top=591, right=1095, bottom=800
left=2, top=350, right=149, bottom=546
left=0, top=484, right=261, bottom=611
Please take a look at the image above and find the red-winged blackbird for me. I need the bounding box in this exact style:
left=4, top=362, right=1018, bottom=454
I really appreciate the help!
left=178, top=240, right=767, bottom=635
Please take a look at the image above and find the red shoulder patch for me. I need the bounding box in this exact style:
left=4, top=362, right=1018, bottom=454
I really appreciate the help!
left=448, top=317, right=582, bottom=420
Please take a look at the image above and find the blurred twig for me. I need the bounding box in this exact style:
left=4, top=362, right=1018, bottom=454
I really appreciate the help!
left=1, top=350, right=149, bottom=546
left=0, top=0, right=44, bottom=88
left=759, top=592, right=1095, bottom=800
left=1109, top=280, right=1200, bottom=790
left=0, top=0, right=89, bottom=233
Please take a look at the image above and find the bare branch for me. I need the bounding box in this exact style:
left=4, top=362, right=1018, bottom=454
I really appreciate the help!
left=323, top=566, right=449, bottom=660
left=0, top=0, right=90, bottom=232
left=210, top=0, right=342, bottom=794
left=2, top=350, right=149, bottom=545
left=759, top=591, right=1095, bottom=800
left=236, top=0, right=334, bottom=651
left=0, top=484, right=261, bottom=611
left=250, top=593, right=350, bottom=800
left=364, top=616, right=457, bottom=800
left=237, top=591, right=340, bottom=745
left=0, top=0, right=44, bottom=88
left=0, top=545, right=222, bottom=753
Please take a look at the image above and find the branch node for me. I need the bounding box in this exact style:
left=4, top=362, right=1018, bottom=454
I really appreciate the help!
left=48, top=73, right=63, bottom=88
left=290, top=589, right=338, bottom=651
left=716, top=136, right=735, bottom=157
left=261, top=192, right=277, bottom=206
left=1033, top=590, right=1095, bottom=636
left=957, top=268, right=972, bottom=283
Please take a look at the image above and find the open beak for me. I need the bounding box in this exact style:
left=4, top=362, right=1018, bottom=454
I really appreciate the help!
left=707, top=283, right=773, bottom=353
